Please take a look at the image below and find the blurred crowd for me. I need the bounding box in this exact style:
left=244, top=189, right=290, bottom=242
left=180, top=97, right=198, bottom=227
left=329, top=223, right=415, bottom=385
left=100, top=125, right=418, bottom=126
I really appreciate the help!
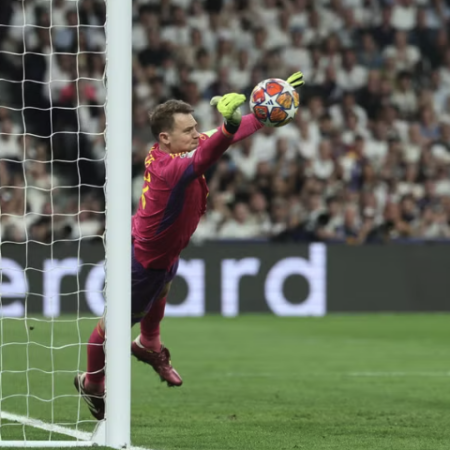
left=1, top=0, right=450, bottom=245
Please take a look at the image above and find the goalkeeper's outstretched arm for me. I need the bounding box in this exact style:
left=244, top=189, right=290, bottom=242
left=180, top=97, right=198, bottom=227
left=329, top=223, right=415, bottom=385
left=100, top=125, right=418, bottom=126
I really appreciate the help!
left=202, top=71, right=304, bottom=145
left=201, top=113, right=264, bottom=145
left=161, top=71, right=304, bottom=186
left=162, top=93, right=252, bottom=185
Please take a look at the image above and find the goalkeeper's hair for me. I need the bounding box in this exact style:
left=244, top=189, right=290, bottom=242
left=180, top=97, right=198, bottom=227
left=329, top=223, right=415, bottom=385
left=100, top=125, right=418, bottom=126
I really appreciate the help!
left=149, top=100, right=194, bottom=139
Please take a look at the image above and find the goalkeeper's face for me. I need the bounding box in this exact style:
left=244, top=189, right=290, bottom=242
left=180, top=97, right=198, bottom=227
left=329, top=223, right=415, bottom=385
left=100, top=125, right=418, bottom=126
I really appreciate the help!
left=160, top=113, right=200, bottom=154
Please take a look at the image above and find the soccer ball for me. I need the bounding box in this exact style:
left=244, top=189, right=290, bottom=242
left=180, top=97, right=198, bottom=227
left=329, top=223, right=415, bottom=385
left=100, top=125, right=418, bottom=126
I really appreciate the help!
left=249, top=78, right=299, bottom=127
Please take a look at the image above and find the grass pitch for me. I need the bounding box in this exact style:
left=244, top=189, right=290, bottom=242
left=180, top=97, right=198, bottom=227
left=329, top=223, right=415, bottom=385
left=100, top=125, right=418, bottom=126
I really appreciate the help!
left=0, top=314, right=449, bottom=450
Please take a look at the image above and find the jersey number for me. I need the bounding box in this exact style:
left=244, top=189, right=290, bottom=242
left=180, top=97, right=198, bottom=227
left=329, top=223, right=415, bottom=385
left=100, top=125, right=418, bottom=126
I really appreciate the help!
left=140, top=173, right=151, bottom=209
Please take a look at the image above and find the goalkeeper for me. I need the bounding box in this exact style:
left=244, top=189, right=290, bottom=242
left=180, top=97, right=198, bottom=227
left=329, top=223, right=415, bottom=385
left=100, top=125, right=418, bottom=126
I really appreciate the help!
left=75, top=72, right=304, bottom=420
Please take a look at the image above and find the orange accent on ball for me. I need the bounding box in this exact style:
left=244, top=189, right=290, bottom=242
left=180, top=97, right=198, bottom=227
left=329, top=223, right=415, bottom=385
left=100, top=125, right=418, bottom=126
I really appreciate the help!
left=269, top=107, right=288, bottom=123
left=276, top=92, right=293, bottom=109
left=254, top=105, right=269, bottom=120
left=265, top=81, right=284, bottom=96
left=293, top=91, right=300, bottom=107
left=252, top=88, right=265, bottom=104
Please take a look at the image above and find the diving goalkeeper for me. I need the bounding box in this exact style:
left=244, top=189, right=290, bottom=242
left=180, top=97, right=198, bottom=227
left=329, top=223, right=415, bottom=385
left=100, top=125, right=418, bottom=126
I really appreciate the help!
left=75, top=72, right=304, bottom=420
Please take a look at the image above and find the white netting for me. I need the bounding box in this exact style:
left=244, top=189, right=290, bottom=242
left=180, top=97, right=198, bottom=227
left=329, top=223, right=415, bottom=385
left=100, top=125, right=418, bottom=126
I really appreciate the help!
left=0, top=0, right=106, bottom=442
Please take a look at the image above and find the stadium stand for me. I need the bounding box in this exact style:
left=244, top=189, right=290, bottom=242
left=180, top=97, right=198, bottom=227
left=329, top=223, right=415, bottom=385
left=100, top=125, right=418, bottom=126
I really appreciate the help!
left=1, top=0, right=450, bottom=244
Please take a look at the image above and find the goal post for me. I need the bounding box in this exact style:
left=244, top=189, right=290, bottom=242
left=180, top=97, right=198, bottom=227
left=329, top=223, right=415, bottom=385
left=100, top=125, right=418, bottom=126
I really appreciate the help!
left=104, top=0, right=132, bottom=446
left=0, top=0, right=132, bottom=448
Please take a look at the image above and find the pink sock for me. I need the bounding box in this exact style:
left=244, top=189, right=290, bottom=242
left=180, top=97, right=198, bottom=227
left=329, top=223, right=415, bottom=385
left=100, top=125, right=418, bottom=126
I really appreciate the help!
left=139, top=297, right=166, bottom=352
left=85, top=324, right=105, bottom=388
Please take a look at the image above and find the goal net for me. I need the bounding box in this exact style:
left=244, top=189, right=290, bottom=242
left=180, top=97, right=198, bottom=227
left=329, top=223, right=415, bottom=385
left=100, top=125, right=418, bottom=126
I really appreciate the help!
left=0, top=0, right=131, bottom=447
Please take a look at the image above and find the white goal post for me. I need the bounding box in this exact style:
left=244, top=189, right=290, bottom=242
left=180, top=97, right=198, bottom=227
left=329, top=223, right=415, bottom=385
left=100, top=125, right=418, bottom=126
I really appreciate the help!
left=104, top=0, right=132, bottom=445
left=0, top=0, right=132, bottom=448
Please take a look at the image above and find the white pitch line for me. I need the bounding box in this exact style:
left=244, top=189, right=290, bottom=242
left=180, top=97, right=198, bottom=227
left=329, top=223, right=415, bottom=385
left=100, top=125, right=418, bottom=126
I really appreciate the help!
left=1, top=411, right=154, bottom=450
left=1, top=411, right=92, bottom=441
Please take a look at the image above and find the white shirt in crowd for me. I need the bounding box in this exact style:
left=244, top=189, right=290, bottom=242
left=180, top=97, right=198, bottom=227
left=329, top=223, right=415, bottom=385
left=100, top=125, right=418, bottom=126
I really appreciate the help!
left=250, top=133, right=278, bottom=162
left=391, top=4, right=417, bottom=30
left=383, top=45, right=421, bottom=72
left=0, top=136, right=22, bottom=160
left=218, top=219, right=261, bottom=239
left=336, top=66, right=368, bottom=91
left=232, top=149, right=260, bottom=180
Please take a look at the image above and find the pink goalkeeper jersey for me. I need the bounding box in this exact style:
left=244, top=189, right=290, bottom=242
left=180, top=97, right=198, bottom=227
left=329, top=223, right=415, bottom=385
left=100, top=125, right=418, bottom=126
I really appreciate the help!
left=132, top=114, right=263, bottom=270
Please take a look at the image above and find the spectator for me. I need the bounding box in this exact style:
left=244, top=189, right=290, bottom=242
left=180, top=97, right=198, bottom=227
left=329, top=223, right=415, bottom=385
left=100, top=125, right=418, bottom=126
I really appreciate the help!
left=219, top=202, right=261, bottom=239
left=1, top=0, right=450, bottom=246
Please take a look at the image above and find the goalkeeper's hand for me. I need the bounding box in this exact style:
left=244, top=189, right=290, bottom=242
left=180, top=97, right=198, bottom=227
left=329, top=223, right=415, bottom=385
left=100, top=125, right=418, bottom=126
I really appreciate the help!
left=286, top=71, right=304, bottom=89
left=210, top=93, right=246, bottom=135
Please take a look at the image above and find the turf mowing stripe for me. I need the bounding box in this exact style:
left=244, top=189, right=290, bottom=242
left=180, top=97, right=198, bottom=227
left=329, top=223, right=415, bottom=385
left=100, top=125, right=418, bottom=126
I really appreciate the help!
left=222, top=371, right=450, bottom=378
left=348, top=371, right=450, bottom=377
left=1, top=411, right=154, bottom=450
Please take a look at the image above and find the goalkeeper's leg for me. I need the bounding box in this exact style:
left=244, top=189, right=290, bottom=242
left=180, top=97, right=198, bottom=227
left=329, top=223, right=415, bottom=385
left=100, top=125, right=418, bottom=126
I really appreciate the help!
left=76, top=254, right=182, bottom=419
left=74, top=319, right=106, bottom=420
left=131, top=259, right=183, bottom=387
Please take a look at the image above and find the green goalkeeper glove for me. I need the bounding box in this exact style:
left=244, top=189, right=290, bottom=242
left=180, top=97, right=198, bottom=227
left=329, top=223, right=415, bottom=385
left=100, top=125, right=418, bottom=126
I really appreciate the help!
left=286, top=71, right=304, bottom=89
left=210, top=93, right=246, bottom=135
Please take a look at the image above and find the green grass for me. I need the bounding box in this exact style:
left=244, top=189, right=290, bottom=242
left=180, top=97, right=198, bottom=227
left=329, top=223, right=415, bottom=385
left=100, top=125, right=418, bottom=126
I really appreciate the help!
left=0, top=314, right=449, bottom=450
